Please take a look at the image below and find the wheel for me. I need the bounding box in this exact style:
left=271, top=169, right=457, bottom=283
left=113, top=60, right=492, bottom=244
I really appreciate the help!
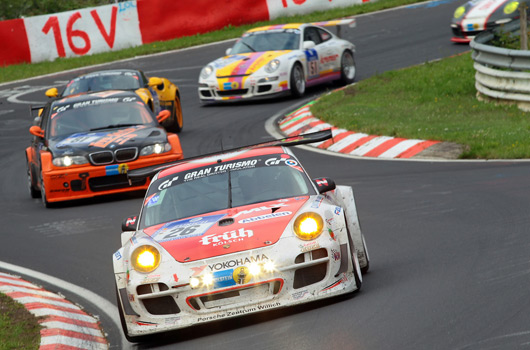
left=290, top=63, right=305, bottom=98
left=337, top=50, right=356, bottom=86
left=27, top=163, right=40, bottom=199
left=40, top=172, right=51, bottom=208
left=168, top=96, right=183, bottom=133
left=116, top=288, right=149, bottom=343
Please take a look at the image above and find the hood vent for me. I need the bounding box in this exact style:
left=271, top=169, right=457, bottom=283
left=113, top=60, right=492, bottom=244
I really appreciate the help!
left=218, top=218, right=234, bottom=227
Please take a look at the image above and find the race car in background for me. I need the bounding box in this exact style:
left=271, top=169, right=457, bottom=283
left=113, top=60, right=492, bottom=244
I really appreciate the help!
left=45, top=69, right=184, bottom=133
left=198, top=20, right=356, bottom=103
left=113, top=129, right=369, bottom=342
left=26, top=90, right=184, bottom=207
left=451, top=0, right=528, bottom=43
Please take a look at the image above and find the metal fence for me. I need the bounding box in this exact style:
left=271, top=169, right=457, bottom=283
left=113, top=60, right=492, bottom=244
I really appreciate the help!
left=470, top=20, right=530, bottom=110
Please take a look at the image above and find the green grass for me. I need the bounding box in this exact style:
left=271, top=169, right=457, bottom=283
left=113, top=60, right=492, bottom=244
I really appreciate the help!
left=310, top=52, right=530, bottom=159
left=0, top=293, right=41, bottom=350
left=0, top=0, right=426, bottom=84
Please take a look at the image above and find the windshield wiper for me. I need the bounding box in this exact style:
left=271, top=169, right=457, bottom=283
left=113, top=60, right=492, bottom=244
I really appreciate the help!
left=241, top=42, right=256, bottom=52
left=90, top=123, right=140, bottom=131
left=227, top=168, right=233, bottom=208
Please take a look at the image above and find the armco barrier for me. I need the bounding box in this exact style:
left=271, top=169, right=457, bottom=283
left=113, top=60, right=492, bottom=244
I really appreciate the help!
left=0, top=0, right=369, bottom=67
left=470, top=20, right=530, bottom=111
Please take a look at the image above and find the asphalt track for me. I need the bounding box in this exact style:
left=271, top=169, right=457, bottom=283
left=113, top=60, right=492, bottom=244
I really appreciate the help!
left=2, top=0, right=530, bottom=349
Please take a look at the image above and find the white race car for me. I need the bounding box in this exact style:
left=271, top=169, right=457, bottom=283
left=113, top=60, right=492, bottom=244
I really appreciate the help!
left=113, top=130, right=369, bottom=342
left=451, top=0, right=528, bottom=43
left=198, top=20, right=356, bottom=103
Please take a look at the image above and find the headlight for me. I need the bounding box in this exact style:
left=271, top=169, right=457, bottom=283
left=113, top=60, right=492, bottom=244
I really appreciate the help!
left=200, top=65, right=214, bottom=79
left=504, top=1, right=519, bottom=14
left=293, top=212, right=324, bottom=241
left=454, top=6, right=465, bottom=18
left=265, top=59, right=281, bottom=74
left=140, top=143, right=171, bottom=156
left=131, top=245, right=161, bottom=273
left=52, top=155, right=88, bottom=167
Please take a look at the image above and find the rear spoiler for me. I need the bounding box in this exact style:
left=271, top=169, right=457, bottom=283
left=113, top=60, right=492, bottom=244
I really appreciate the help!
left=310, top=18, right=356, bottom=38
left=30, top=105, right=45, bottom=119
left=128, top=129, right=332, bottom=181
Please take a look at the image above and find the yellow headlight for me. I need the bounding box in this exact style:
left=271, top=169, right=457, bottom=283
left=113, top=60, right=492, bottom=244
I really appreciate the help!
left=131, top=245, right=161, bottom=273
left=504, top=1, right=519, bottom=14
left=293, top=212, right=324, bottom=241
left=454, top=6, right=465, bottom=18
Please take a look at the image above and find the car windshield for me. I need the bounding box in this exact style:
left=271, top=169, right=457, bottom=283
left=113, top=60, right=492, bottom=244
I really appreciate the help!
left=140, top=157, right=315, bottom=228
left=63, top=73, right=141, bottom=96
left=48, top=101, right=155, bottom=138
left=230, top=30, right=300, bottom=54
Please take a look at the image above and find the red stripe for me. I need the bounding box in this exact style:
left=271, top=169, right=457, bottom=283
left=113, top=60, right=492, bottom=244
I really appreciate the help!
left=363, top=138, right=406, bottom=157
left=6, top=291, right=67, bottom=304
left=0, top=18, right=31, bottom=66
left=41, top=328, right=107, bottom=344
left=39, top=315, right=100, bottom=329
left=39, top=345, right=89, bottom=350
left=283, top=115, right=314, bottom=134
left=397, top=140, right=439, bottom=158
left=25, top=302, right=86, bottom=315
left=0, top=282, right=44, bottom=291
left=288, top=120, right=324, bottom=136
left=338, top=135, right=377, bottom=153
left=317, top=129, right=353, bottom=149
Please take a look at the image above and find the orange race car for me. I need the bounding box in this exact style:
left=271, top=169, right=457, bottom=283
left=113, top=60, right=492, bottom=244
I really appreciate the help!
left=26, top=90, right=184, bottom=207
left=45, top=69, right=184, bottom=133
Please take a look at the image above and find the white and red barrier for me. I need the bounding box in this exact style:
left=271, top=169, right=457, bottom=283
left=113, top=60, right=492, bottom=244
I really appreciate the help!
left=0, top=0, right=369, bottom=67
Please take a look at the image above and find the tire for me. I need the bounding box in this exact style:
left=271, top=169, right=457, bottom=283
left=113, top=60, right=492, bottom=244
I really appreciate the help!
left=290, top=63, right=305, bottom=98
left=40, top=172, right=51, bottom=208
left=168, top=96, right=183, bottom=133
left=337, top=50, right=356, bottom=86
left=116, top=288, right=149, bottom=343
left=27, top=163, right=40, bottom=199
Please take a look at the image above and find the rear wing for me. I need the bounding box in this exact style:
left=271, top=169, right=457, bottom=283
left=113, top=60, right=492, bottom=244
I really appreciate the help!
left=310, top=18, right=356, bottom=37
left=29, top=105, right=45, bottom=119
left=128, top=129, right=332, bottom=181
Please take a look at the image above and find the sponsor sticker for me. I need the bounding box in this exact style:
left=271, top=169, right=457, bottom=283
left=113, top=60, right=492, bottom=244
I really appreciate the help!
left=238, top=211, right=291, bottom=224
left=152, top=214, right=226, bottom=243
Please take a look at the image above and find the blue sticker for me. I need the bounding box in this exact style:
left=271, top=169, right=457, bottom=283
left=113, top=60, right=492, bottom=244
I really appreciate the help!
left=213, top=269, right=236, bottom=289
left=152, top=214, right=226, bottom=243
left=106, top=164, right=120, bottom=176
left=223, top=82, right=233, bottom=90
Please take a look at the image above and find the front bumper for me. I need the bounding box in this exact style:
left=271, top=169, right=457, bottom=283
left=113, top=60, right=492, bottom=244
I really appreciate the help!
left=198, top=76, right=290, bottom=102
left=116, top=235, right=358, bottom=337
left=42, top=151, right=182, bottom=203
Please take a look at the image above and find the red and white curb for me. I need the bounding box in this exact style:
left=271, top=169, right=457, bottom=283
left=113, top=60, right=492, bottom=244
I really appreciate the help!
left=279, top=102, right=440, bottom=159
left=0, top=272, right=108, bottom=350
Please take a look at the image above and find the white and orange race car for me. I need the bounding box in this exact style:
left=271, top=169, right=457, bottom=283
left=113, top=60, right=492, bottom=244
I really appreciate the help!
left=198, top=20, right=356, bottom=103
left=113, top=129, right=369, bottom=342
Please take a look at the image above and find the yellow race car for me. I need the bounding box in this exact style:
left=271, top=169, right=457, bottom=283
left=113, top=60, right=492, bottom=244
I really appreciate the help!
left=46, top=69, right=184, bottom=133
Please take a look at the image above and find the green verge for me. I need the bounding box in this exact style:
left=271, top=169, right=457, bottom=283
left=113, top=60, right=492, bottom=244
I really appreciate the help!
left=0, top=0, right=426, bottom=84
left=0, top=292, right=41, bottom=350
left=311, top=52, right=530, bottom=159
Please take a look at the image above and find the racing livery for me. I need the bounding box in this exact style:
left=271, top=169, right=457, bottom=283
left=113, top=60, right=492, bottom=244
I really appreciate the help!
left=26, top=90, right=184, bottom=207
left=198, top=20, right=356, bottom=103
left=45, top=69, right=184, bottom=133
left=451, top=0, right=528, bottom=43
left=113, top=130, right=369, bottom=342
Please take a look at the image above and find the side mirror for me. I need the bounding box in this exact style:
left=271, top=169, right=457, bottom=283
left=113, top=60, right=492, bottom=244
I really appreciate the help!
left=303, top=41, right=316, bottom=50
left=225, top=48, right=232, bottom=55
left=29, top=125, right=44, bottom=138
left=156, top=109, right=171, bottom=124
left=148, top=77, right=164, bottom=89
left=45, top=87, right=58, bottom=98
left=122, top=215, right=138, bottom=232
left=312, top=177, right=336, bottom=194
